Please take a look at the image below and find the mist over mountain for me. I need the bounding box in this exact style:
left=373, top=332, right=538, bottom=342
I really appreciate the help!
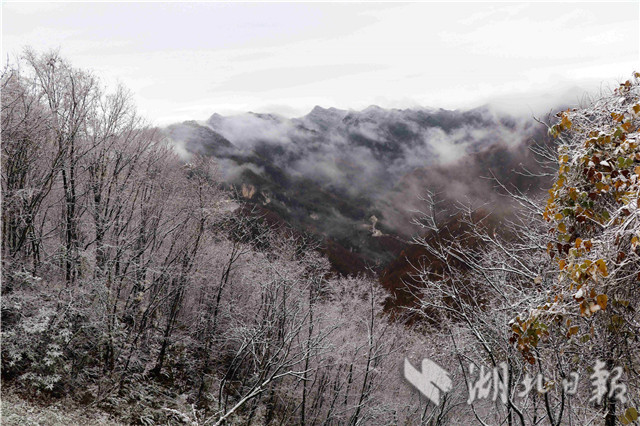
left=166, top=104, right=551, bottom=272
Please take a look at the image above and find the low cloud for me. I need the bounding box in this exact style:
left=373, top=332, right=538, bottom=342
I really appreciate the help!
left=170, top=103, right=550, bottom=236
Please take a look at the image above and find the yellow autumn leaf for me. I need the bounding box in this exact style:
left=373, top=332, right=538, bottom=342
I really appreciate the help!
left=596, top=259, right=608, bottom=277
left=596, top=294, right=608, bottom=310
left=625, top=407, right=639, bottom=422
left=580, top=300, right=587, bottom=316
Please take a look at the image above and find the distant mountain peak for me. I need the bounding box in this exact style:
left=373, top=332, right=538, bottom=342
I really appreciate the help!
left=166, top=120, right=236, bottom=156
left=182, top=120, right=202, bottom=127
left=310, top=105, right=328, bottom=114
left=308, top=105, right=347, bottom=116
left=207, top=113, right=225, bottom=129
left=363, top=105, right=383, bottom=113
left=247, top=111, right=284, bottom=122
left=301, top=106, right=348, bottom=130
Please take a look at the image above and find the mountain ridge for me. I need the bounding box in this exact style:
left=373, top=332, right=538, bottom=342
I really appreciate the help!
left=166, top=103, right=552, bottom=274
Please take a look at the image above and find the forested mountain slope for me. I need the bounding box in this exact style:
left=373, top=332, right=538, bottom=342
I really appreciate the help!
left=167, top=104, right=552, bottom=274
left=4, top=50, right=638, bottom=425
left=0, top=49, right=447, bottom=426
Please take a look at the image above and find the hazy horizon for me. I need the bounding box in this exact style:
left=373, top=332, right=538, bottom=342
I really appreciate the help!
left=3, top=2, right=638, bottom=124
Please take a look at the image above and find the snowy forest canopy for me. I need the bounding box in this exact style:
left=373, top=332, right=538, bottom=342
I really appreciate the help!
left=2, top=50, right=640, bottom=426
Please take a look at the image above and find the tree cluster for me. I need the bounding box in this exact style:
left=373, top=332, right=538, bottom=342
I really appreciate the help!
left=410, top=73, right=640, bottom=425
left=4, top=49, right=638, bottom=426
left=1, top=50, right=430, bottom=425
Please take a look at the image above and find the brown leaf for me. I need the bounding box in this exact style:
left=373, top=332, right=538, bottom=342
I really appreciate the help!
left=596, top=259, right=608, bottom=277
left=596, top=294, right=608, bottom=310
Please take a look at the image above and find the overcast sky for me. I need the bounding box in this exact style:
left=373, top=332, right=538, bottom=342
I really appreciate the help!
left=3, top=2, right=638, bottom=124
